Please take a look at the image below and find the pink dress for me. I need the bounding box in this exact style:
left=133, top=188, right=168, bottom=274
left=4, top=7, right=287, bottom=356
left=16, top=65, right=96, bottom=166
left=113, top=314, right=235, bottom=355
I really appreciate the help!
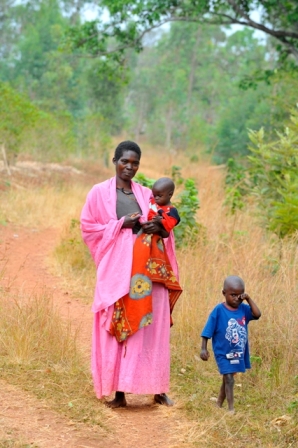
left=80, top=177, right=179, bottom=398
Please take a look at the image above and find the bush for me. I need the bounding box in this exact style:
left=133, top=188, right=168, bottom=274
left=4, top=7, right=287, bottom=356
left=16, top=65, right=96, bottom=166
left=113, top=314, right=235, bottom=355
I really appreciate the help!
left=224, top=110, right=298, bottom=238
left=248, top=113, right=298, bottom=238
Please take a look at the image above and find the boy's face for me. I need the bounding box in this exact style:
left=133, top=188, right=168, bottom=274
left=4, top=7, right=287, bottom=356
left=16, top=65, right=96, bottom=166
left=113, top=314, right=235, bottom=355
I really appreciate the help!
left=222, top=285, right=245, bottom=309
left=152, top=185, right=172, bottom=206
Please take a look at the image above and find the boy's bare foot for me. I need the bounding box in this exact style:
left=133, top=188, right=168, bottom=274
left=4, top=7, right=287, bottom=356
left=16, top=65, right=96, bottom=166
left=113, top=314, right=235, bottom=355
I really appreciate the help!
left=154, top=393, right=174, bottom=406
left=105, top=392, right=127, bottom=408
left=216, top=400, right=224, bottom=408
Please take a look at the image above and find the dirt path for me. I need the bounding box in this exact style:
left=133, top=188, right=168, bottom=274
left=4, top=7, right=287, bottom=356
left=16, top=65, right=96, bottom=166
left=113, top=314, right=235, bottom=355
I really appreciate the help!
left=0, top=226, right=194, bottom=448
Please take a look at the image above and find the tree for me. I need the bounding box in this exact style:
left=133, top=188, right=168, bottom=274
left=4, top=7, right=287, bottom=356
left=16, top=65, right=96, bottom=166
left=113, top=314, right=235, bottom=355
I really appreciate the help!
left=124, top=24, right=272, bottom=156
left=0, top=82, right=41, bottom=169
left=65, top=0, right=298, bottom=64
left=0, top=0, right=128, bottom=156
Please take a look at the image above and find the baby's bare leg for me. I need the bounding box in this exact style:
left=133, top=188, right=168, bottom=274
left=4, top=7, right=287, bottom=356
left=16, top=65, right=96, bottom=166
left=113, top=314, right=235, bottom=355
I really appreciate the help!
left=224, top=373, right=235, bottom=412
left=217, top=376, right=226, bottom=407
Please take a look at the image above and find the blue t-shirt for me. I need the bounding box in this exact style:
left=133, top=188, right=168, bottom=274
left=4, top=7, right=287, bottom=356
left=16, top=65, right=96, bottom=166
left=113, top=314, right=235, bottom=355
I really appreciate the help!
left=201, top=303, right=258, bottom=374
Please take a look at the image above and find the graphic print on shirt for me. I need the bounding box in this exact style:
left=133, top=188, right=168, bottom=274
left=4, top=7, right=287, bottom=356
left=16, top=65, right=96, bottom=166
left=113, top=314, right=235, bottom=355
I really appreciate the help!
left=224, top=318, right=247, bottom=364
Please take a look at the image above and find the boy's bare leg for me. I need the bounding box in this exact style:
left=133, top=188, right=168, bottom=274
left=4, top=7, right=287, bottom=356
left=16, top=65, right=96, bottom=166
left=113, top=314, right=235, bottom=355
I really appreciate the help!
left=217, top=376, right=226, bottom=408
left=106, top=391, right=127, bottom=408
left=224, top=373, right=235, bottom=412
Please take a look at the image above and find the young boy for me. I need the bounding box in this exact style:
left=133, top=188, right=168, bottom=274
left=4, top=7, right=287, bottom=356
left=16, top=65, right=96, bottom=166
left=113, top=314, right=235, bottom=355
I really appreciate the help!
left=200, top=275, right=261, bottom=412
left=147, top=177, right=180, bottom=231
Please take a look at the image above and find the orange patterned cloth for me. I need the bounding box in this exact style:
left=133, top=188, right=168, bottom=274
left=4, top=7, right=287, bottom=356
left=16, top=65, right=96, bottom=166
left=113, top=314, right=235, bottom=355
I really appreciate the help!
left=110, top=232, right=182, bottom=342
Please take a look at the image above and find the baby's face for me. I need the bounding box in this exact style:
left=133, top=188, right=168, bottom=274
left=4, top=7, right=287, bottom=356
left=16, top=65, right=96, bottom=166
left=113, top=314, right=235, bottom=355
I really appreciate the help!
left=152, top=186, right=171, bottom=206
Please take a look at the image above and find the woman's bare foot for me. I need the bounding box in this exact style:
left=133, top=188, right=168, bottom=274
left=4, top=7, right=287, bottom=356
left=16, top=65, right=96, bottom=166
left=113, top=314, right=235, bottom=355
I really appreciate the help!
left=154, top=393, right=174, bottom=406
left=105, top=391, right=127, bottom=408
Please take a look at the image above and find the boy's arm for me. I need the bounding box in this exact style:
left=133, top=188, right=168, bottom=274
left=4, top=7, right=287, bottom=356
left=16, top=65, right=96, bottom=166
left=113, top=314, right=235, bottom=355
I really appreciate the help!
left=200, top=337, right=210, bottom=361
left=241, top=294, right=261, bottom=318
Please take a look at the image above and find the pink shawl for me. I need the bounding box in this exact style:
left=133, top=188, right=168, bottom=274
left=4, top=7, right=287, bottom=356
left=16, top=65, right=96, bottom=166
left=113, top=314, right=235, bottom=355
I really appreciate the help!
left=80, top=176, right=179, bottom=313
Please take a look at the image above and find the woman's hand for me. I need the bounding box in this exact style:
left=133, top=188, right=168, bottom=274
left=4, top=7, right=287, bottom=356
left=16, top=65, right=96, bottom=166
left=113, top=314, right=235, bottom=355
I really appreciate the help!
left=141, top=220, right=169, bottom=238
left=121, top=212, right=141, bottom=229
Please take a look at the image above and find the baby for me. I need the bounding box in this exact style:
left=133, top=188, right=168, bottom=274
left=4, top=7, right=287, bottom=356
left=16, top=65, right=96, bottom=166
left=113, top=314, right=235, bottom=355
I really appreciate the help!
left=148, top=177, right=180, bottom=232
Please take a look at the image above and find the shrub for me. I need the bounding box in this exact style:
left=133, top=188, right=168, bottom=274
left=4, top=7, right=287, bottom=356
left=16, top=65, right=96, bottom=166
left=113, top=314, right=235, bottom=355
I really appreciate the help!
left=248, top=114, right=298, bottom=238
left=224, top=111, right=298, bottom=238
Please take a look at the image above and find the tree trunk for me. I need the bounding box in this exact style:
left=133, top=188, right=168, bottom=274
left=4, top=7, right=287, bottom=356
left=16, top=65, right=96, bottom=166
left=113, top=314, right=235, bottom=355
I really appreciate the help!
left=165, top=105, right=173, bottom=149
left=1, top=144, right=11, bottom=176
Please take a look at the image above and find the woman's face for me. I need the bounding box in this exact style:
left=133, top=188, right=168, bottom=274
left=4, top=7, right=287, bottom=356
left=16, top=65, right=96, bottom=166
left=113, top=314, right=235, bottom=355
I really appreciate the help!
left=113, top=150, right=140, bottom=182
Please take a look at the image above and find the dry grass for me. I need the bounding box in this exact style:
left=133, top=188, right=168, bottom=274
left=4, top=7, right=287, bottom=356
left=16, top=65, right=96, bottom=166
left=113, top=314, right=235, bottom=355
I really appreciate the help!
left=0, top=170, right=112, bottom=436
left=0, top=183, right=89, bottom=229
left=0, top=286, right=109, bottom=430
left=0, top=148, right=297, bottom=446
left=169, top=165, right=298, bottom=446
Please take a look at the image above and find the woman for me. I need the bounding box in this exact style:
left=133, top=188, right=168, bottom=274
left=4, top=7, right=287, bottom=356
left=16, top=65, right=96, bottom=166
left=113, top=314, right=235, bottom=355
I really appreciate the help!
left=80, top=140, right=179, bottom=408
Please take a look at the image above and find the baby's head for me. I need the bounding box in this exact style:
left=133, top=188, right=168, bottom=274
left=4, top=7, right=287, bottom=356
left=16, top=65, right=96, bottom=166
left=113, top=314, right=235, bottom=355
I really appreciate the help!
left=222, top=275, right=245, bottom=309
left=152, top=177, right=175, bottom=206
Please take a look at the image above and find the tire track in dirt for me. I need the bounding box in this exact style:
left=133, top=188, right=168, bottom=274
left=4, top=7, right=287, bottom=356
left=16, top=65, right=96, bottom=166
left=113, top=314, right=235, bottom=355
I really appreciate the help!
left=0, top=226, right=194, bottom=448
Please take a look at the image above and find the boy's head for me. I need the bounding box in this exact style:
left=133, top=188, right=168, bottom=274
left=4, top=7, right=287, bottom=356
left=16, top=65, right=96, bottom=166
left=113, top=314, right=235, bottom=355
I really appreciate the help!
left=222, top=276, right=245, bottom=309
left=152, top=177, right=175, bottom=206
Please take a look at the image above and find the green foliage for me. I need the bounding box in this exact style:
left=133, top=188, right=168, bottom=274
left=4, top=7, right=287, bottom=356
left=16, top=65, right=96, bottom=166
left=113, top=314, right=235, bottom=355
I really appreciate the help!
left=0, top=81, right=77, bottom=162
left=213, top=86, right=272, bottom=162
left=224, top=111, right=298, bottom=238
left=0, top=0, right=127, bottom=160
left=170, top=165, right=184, bottom=186
left=134, top=173, right=155, bottom=188
left=0, top=82, right=41, bottom=156
left=248, top=117, right=298, bottom=238
left=173, top=178, right=202, bottom=247
left=125, top=24, right=276, bottom=158
left=68, top=0, right=298, bottom=64
left=224, top=158, right=248, bottom=214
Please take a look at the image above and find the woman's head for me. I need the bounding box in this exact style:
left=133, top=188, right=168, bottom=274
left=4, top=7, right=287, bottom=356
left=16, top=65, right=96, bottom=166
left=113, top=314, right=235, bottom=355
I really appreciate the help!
left=113, top=141, right=141, bottom=161
left=113, top=141, right=141, bottom=186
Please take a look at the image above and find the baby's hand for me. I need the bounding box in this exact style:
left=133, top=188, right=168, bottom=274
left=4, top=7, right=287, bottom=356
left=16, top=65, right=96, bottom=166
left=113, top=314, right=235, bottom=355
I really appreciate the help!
left=200, top=349, right=210, bottom=361
left=152, top=215, right=162, bottom=222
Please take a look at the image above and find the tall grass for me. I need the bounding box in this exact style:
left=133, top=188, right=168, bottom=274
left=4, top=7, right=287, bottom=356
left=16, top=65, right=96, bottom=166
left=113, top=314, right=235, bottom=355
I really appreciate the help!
left=170, top=165, right=298, bottom=446
left=53, top=151, right=298, bottom=446
left=1, top=148, right=297, bottom=446
left=0, top=291, right=78, bottom=365
left=0, top=183, right=89, bottom=229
